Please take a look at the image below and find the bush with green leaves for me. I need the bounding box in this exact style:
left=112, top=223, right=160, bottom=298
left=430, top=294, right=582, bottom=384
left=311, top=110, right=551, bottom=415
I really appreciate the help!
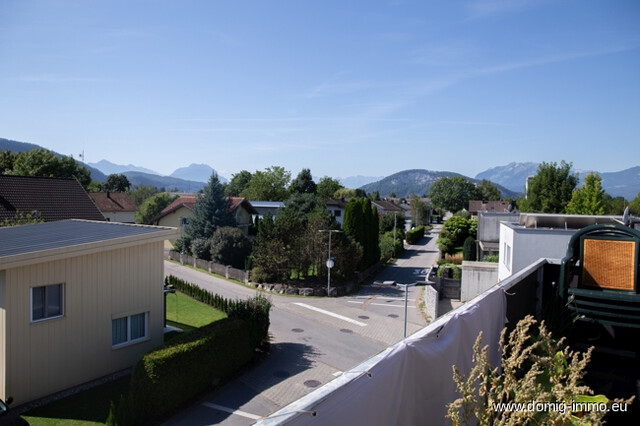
left=406, top=226, right=425, bottom=245
left=437, top=264, right=461, bottom=279
left=190, top=238, right=212, bottom=261
left=379, top=231, right=404, bottom=259
left=210, top=226, right=252, bottom=269
left=462, top=236, right=476, bottom=261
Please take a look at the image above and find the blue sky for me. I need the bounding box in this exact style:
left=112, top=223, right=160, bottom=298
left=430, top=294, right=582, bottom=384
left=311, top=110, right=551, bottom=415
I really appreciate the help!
left=1, top=0, right=639, bottom=181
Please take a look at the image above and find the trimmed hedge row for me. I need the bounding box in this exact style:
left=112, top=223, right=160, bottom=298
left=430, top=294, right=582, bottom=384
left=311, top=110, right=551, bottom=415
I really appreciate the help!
left=128, top=318, right=254, bottom=424
left=109, top=277, right=272, bottom=425
left=405, top=226, right=425, bottom=245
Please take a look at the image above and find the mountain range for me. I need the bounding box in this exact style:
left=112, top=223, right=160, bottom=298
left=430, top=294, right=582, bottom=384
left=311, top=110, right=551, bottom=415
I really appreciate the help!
left=2, top=137, right=639, bottom=200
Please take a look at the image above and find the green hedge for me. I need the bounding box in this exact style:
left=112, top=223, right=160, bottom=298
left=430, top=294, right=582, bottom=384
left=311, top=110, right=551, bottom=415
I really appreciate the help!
left=128, top=318, right=254, bottom=424
left=405, top=226, right=425, bottom=245
left=109, top=277, right=273, bottom=425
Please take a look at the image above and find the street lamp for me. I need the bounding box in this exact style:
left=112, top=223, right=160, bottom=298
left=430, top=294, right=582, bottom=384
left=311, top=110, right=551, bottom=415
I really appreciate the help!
left=319, top=229, right=342, bottom=296
left=397, top=282, right=416, bottom=338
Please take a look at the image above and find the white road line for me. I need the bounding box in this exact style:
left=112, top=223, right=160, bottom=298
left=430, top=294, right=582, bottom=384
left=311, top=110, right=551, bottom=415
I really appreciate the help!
left=346, top=301, right=416, bottom=308
left=202, top=402, right=262, bottom=420
left=293, top=303, right=367, bottom=327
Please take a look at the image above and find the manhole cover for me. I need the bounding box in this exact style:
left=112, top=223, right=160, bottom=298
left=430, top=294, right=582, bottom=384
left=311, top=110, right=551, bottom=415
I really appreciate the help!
left=304, top=380, right=322, bottom=388
left=340, top=328, right=353, bottom=333
left=291, top=328, right=304, bottom=333
left=273, top=370, right=290, bottom=378
left=358, top=315, right=370, bottom=320
left=388, top=314, right=399, bottom=318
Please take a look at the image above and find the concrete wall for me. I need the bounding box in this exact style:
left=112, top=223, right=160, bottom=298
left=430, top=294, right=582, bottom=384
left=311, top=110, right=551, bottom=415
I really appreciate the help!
left=1, top=242, right=165, bottom=404
left=461, top=261, right=499, bottom=301
left=424, top=285, right=438, bottom=321
left=478, top=212, right=519, bottom=243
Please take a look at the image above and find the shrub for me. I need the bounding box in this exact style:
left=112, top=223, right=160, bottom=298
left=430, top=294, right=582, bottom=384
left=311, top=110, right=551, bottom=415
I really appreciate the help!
left=436, top=263, right=461, bottom=279
left=445, top=253, right=463, bottom=265
left=405, top=226, right=425, bottom=245
left=379, top=231, right=404, bottom=259
left=437, top=236, right=456, bottom=255
left=129, top=318, right=255, bottom=424
left=210, top=226, right=252, bottom=269
left=190, top=238, right=212, bottom=261
left=484, top=254, right=499, bottom=262
left=462, top=236, right=476, bottom=261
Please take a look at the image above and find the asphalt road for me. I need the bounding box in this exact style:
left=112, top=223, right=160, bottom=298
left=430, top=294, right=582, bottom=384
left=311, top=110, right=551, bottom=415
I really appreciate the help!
left=163, top=225, right=442, bottom=425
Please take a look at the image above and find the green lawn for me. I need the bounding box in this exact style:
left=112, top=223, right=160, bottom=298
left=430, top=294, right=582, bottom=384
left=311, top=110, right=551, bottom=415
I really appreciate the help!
left=166, top=290, right=227, bottom=333
left=23, top=291, right=225, bottom=426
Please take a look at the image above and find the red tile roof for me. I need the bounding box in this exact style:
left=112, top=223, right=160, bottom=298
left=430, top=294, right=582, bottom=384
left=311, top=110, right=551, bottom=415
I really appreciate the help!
left=0, top=175, right=106, bottom=222
left=156, top=195, right=257, bottom=219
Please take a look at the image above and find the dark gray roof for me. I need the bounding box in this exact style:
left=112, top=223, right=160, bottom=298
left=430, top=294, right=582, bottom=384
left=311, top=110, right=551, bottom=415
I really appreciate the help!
left=0, top=219, right=175, bottom=259
left=0, top=175, right=105, bottom=222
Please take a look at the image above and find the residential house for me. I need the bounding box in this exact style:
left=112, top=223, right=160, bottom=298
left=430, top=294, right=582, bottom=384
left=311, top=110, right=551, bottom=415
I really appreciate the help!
left=154, top=195, right=257, bottom=243
left=325, top=199, right=347, bottom=226
left=0, top=220, right=178, bottom=405
left=0, top=175, right=105, bottom=222
left=250, top=201, right=285, bottom=220
left=371, top=199, right=404, bottom=217
left=89, top=192, right=138, bottom=223
left=468, top=200, right=512, bottom=216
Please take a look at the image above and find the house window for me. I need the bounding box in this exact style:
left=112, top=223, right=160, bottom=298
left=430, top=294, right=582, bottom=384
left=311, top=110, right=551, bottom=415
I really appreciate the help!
left=334, top=210, right=341, bottom=217
left=180, top=217, right=189, bottom=226
left=31, top=284, right=64, bottom=322
left=112, top=312, right=148, bottom=347
left=503, top=243, right=512, bottom=271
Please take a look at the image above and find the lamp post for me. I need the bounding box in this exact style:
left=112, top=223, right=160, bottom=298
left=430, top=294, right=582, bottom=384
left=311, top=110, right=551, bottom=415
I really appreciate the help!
left=397, top=282, right=416, bottom=338
left=319, top=229, right=342, bottom=296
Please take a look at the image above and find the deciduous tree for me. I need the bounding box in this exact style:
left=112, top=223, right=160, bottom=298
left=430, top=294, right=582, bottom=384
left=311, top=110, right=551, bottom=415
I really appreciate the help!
left=241, top=166, right=291, bottom=201
left=225, top=170, right=252, bottom=196
left=135, top=193, right=178, bottom=225
left=519, top=161, right=578, bottom=213
left=316, top=176, right=343, bottom=201
left=428, top=176, right=479, bottom=213
left=476, top=179, right=501, bottom=201
left=566, top=172, right=605, bottom=215
left=103, top=173, right=131, bottom=192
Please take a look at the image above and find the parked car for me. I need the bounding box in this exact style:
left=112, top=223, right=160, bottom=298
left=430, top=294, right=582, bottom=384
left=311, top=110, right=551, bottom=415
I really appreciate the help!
left=0, top=398, right=28, bottom=426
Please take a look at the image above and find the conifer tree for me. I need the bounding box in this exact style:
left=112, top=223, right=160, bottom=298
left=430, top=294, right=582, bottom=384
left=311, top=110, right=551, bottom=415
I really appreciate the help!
left=186, top=173, right=236, bottom=240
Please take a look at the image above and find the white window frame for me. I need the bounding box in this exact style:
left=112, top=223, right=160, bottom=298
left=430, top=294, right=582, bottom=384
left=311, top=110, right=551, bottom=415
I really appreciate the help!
left=112, top=312, right=149, bottom=348
left=30, top=283, right=64, bottom=323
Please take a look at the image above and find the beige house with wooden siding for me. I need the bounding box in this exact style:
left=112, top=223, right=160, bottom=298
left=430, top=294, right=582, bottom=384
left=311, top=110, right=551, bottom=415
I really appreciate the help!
left=0, top=220, right=178, bottom=405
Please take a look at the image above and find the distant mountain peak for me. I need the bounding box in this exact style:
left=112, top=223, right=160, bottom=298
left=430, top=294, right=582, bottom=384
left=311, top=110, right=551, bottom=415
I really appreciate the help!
left=88, top=159, right=160, bottom=176
left=170, top=163, right=228, bottom=183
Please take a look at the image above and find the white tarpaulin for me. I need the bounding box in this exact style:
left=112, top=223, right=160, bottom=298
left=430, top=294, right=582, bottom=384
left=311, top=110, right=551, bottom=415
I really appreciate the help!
left=258, top=286, right=507, bottom=426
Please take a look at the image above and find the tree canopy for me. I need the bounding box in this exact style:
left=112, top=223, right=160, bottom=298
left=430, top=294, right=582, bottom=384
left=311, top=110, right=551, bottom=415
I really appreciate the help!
left=289, top=168, right=317, bottom=194
left=476, top=179, right=501, bottom=201
left=566, top=172, right=605, bottom=215
left=1, top=148, right=92, bottom=189
left=240, top=166, right=291, bottom=201
left=135, top=192, right=178, bottom=225
left=225, top=170, right=252, bottom=196
left=519, top=161, right=578, bottom=213
left=428, top=176, right=478, bottom=213
left=316, top=176, right=343, bottom=200
left=103, top=173, right=131, bottom=192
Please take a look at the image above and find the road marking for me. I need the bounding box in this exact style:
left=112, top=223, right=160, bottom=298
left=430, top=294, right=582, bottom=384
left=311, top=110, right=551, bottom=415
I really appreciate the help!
left=347, top=301, right=416, bottom=308
left=202, top=402, right=262, bottom=420
left=293, top=303, right=367, bottom=327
